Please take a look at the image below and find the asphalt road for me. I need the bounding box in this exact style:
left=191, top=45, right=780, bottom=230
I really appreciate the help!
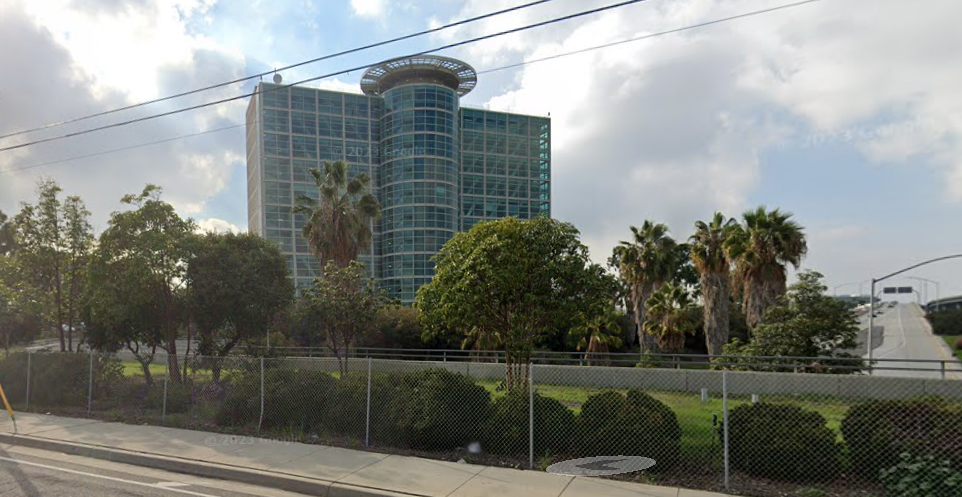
left=861, top=303, right=960, bottom=379
left=0, top=445, right=309, bottom=497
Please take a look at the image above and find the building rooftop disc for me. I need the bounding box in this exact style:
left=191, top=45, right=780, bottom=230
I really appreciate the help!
left=360, top=55, right=478, bottom=96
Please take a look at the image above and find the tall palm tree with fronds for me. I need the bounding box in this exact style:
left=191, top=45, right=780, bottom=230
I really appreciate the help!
left=570, top=306, right=624, bottom=366
left=292, top=161, right=381, bottom=269
left=643, top=282, right=696, bottom=353
left=611, top=221, right=680, bottom=353
left=690, top=212, right=737, bottom=357
left=724, top=206, right=807, bottom=329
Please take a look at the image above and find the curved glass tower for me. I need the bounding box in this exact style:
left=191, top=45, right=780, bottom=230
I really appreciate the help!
left=361, top=57, right=477, bottom=302
left=247, top=55, right=551, bottom=303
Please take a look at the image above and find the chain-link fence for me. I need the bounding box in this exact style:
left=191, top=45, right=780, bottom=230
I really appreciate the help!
left=2, top=351, right=961, bottom=496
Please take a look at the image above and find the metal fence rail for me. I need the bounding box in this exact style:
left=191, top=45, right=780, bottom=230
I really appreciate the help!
left=2, top=351, right=961, bottom=497
left=241, top=346, right=962, bottom=378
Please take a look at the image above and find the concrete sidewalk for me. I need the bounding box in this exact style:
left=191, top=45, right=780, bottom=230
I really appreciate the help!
left=0, top=412, right=727, bottom=497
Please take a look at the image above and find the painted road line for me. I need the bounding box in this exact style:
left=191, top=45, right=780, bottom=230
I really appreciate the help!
left=0, top=455, right=222, bottom=497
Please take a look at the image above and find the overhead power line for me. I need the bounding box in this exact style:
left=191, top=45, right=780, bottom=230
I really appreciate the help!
left=0, top=124, right=245, bottom=175
left=0, top=0, right=827, bottom=176
left=477, top=0, right=825, bottom=74
left=0, top=0, right=656, bottom=155
left=0, top=0, right=560, bottom=141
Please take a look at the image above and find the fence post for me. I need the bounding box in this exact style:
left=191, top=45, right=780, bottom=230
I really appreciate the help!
left=941, top=361, right=946, bottom=380
left=258, top=357, right=265, bottom=431
left=529, top=363, right=535, bottom=469
left=365, top=357, right=372, bottom=447
left=87, top=352, right=94, bottom=413
left=722, top=370, right=730, bottom=491
left=25, top=352, right=31, bottom=410
left=162, top=359, right=169, bottom=424
left=443, top=350, right=447, bottom=363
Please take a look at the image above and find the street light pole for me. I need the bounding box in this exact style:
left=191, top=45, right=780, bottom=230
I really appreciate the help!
left=867, top=254, right=962, bottom=368
left=907, top=276, right=941, bottom=313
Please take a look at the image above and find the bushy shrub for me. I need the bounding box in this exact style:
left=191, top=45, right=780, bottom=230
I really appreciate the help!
left=384, top=368, right=491, bottom=451
left=926, top=309, right=962, bottom=335
left=578, top=390, right=681, bottom=470
left=146, top=380, right=192, bottom=414
left=0, top=352, right=123, bottom=408
left=326, top=372, right=400, bottom=443
left=326, top=368, right=491, bottom=450
left=215, top=366, right=336, bottom=431
left=880, top=453, right=962, bottom=497
left=725, top=403, right=842, bottom=482
left=483, top=390, right=576, bottom=456
left=841, top=397, right=962, bottom=479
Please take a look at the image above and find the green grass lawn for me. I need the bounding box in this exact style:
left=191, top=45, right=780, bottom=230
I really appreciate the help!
left=120, top=360, right=235, bottom=380
left=477, top=379, right=854, bottom=463
left=942, top=336, right=962, bottom=360
left=121, top=361, right=168, bottom=377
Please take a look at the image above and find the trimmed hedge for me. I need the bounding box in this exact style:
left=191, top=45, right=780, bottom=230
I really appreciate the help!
left=483, top=389, right=576, bottom=456
left=841, top=397, right=962, bottom=479
left=383, top=368, right=491, bottom=450
left=726, top=403, right=842, bottom=482
left=578, top=390, right=681, bottom=470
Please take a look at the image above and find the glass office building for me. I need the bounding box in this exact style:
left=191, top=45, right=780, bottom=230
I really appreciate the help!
left=246, top=56, right=551, bottom=303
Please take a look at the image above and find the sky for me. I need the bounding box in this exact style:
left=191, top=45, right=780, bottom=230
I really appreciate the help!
left=1, top=0, right=961, bottom=301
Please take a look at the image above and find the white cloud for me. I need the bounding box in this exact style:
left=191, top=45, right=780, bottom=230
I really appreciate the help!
left=0, top=0, right=247, bottom=232
left=350, top=0, right=386, bottom=18
left=196, top=217, right=242, bottom=234
left=314, top=77, right=363, bottom=94
left=441, top=0, right=962, bottom=264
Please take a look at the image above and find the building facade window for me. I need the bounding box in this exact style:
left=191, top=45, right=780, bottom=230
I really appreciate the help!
left=249, top=72, right=550, bottom=305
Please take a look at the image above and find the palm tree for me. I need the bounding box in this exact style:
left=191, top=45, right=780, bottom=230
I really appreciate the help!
left=643, top=283, right=696, bottom=353
left=570, top=307, right=625, bottom=366
left=724, top=206, right=807, bottom=329
left=611, top=221, right=680, bottom=353
left=292, top=161, right=381, bottom=269
left=690, top=213, right=737, bottom=357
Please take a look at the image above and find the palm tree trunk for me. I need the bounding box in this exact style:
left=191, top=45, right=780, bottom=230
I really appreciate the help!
left=702, top=272, right=730, bottom=357
left=743, top=280, right=764, bottom=330
left=637, top=285, right=661, bottom=354
left=744, top=276, right=784, bottom=329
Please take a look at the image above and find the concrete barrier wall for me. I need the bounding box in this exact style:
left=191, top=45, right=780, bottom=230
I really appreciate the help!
left=532, top=363, right=962, bottom=400
left=116, top=354, right=962, bottom=401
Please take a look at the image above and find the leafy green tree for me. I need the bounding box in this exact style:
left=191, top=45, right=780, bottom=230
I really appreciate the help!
left=644, top=283, right=697, bottom=353
left=0, top=209, right=16, bottom=255
left=13, top=179, right=93, bottom=351
left=85, top=246, right=165, bottom=384
left=187, top=232, right=293, bottom=379
left=295, top=260, right=388, bottom=375
left=724, top=270, right=862, bottom=372
left=93, top=185, right=196, bottom=383
left=610, top=221, right=682, bottom=354
left=0, top=256, right=42, bottom=353
left=417, top=217, right=616, bottom=391
left=291, top=160, right=380, bottom=268
left=725, top=206, right=807, bottom=329
left=690, top=212, right=738, bottom=356
left=359, top=305, right=425, bottom=349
